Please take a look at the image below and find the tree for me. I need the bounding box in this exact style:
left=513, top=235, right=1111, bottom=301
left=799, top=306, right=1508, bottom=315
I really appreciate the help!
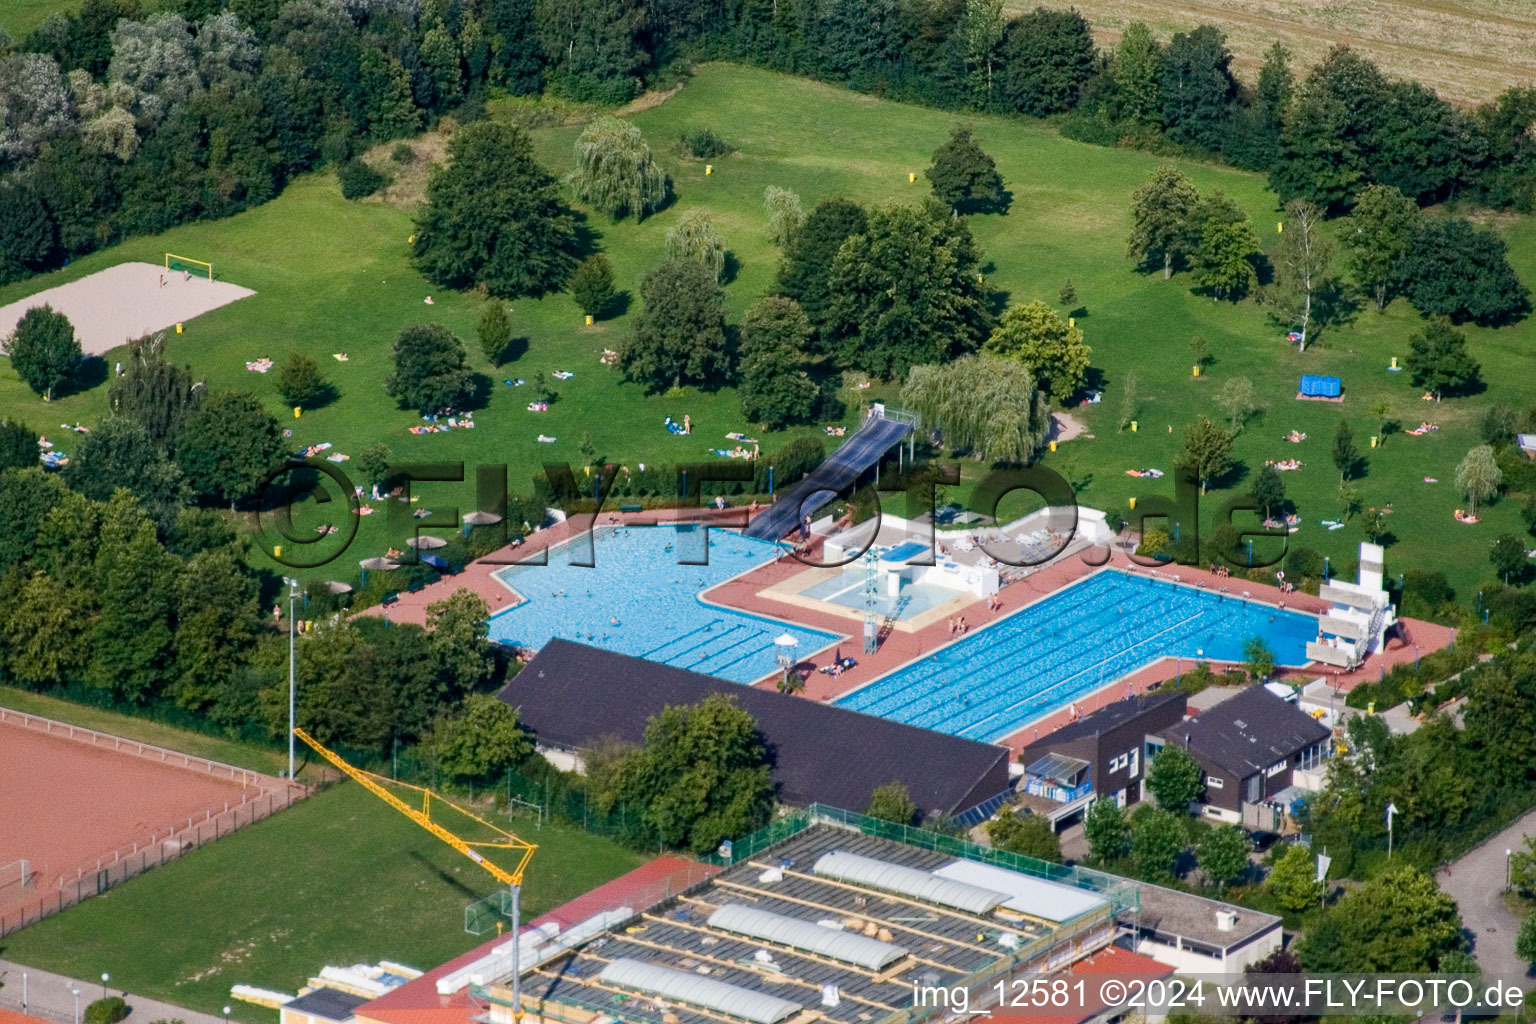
left=1396, top=218, right=1531, bottom=326
left=901, top=356, right=1047, bottom=464
left=1197, top=824, right=1251, bottom=889
left=828, top=201, right=992, bottom=379
left=1517, top=913, right=1536, bottom=967
left=566, top=116, right=667, bottom=221
left=1243, top=636, right=1276, bottom=681
left=1266, top=842, right=1324, bottom=912
left=984, top=300, right=1091, bottom=403
left=357, top=444, right=391, bottom=489
left=1176, top=416, right=1234, bottom=494
left=413, top=121, right=577, bottom=299
left=1084, top=798, right=1131, bottom=862
left=1127, top=166, right=1199, bottom=279
left=1252, top=464, right=1286, bottom=521
left=1492, top=534, right=1526, bottom=583
left=1406, top=318, right=1482, bottom=399
left=0, top=179, right=57, bottom=284
left=0, top=52, right=76, bottom=169
left=1, top=568, right=93, bottom=687
left=987, top=811, right=1062, bottom=863
left=173, top=546, right=261, bottom=712
left=865, top=781, right=917, bottom=825
left=1215, top=376, right=1258, bottom=432
left=763, top=186, right=804, bottom=247
left=0, top=419, right=37, bottom=473
left=1159, top=26, right=1236, bottom=152
left=1130, top=806, right=1186, bottom=878
left=63, top=416, right=186, bottom=526
left=1345, top=184, right=1420, bottom=312
left=1455, top=445, right=1501, bottom=517
left=1193, top=202, right=1260, bottom=301
left=1271, top=199, right=1334, bottom=351
left=108, top=333, right=203, bottom=451
left=622, top=693, right=775, bottom=854
left=107, top=13, right=200, bottom=128
left=477, top=302, right=514, bottom=365
left=275, top=351, right=329, bottom=407
left=177, top=391, right=285, bottom=508
left=534, top=0, right=643, bottom=103
left=3, top=305, right=80, bottom=399
left=739, top=297, right=818, bottom=429
left=925, top=127, right=1005, bottom=214
left=1332, top=420, right=1361, bottom=483
left=620, top=258, right=730, bottom=392
left=1112, top=23, right=1163, bottom=126
left=665, top=210, right=727, bottom=283
left=996, top=8, right=1095, bottom=116
left=1146, top=745, right=1204, bottom=810
left=1297, top=865, right=1464, bottom=973
left=569, top=254, right=616, bottom=319
left=430, top=693, right=532, bottom=785
left=427, top=589, right=494, bottom=692
left=775, top=198, right=867, bottom=338
left=962, top=0, right=1005, bottom=109
left=386, top=324, right=476, bottom=415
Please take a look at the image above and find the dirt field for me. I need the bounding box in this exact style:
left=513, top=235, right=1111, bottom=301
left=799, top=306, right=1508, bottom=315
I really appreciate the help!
left=0, top=716, right=264, bottom=900
left=0, top=261, right=255, bottom=358
left=1048, top=0, right=1536, bottom=105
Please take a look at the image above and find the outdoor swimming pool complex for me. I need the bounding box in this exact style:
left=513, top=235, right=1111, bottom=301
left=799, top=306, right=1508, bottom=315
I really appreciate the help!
left=487, top=525, right=837, bottom=683
left=835, top=569, right=1318, bottom=742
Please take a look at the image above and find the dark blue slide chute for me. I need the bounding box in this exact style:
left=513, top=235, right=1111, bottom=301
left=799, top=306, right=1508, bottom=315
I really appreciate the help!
left=744, top=414, right=912, bottom=541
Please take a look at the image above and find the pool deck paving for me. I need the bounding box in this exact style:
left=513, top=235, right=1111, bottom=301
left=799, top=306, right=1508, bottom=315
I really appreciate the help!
left=359, top=507, right=1455, bottom=753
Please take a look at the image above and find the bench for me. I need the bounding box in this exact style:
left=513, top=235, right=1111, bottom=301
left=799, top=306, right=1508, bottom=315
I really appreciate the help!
left=619, top=504, right=643, bottom=513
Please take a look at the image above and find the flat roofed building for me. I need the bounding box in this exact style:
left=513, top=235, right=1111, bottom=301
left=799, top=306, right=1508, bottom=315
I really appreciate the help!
left=1130, top=882, right=1282, bottom=976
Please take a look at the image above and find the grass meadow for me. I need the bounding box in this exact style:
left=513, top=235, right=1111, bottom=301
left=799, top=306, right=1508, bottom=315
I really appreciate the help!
left=0, top=780, right=645, bottom=1023
left=1, top=62, right=1532, bottom=598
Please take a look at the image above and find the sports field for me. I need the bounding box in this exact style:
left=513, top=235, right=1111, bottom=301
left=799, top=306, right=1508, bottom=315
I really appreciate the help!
left=0, top=781, right=646, bottom=1021
left=1061, top=0, right=1536, bottom=105
left=1, top=63, right=1531, bottom=599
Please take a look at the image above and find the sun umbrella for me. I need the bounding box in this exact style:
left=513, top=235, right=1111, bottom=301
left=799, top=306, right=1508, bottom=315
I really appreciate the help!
left=406, top=535, right=448, bottom=549
left=324, top=580, right=353, bottom=595
left=359, top=556, right=399, bottom=584
left=462, top=511, right=502, bottom=525
left=421, top=553, right=449, bottom=570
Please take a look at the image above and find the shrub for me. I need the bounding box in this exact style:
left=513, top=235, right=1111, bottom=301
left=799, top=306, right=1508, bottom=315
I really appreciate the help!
left=85, top=998, right=128, bottom=1024
left=339, top=160, right=387, bottom=200
left=678, top=128, right=732, bottom=159
left=391, top=142, right=416, bottom=164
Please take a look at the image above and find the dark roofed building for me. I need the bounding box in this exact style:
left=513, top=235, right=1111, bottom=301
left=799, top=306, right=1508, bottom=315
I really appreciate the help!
left=1161, top=686, right=1331, bottom=825
left=283, top=989, right=371, bottom=1024
left=498, top=640, right=1011, bottom=820
left=1018, top=692, right=1188, bottom=829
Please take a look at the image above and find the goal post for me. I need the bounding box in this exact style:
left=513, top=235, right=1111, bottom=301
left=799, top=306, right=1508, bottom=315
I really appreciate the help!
left=165, top=253, right=214, bottom=281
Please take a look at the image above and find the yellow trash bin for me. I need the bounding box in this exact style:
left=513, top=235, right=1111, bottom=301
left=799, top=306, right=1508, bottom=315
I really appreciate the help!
left=294, top=406, right=301, bottom=419
left=1370, top=436, right=1378, bottom=448
left=1390, top=357, right=1398, bottom=369
left=585, top=314, right=594, bottom=326
left=274, top=545, right=282, bottom=558
left=176, top=323, right=183, bottom=334
left=1193, top=365, right=1201, bottom=377
left=908, top=172, right=916, bottom=183
left=1049, top=440, right=1057, bottom=452
left=1130, top=420, right=1138, bottom=432
left=705, top=164, right=713, bottom=175
left=1129, top=497, right=1137, bottom=510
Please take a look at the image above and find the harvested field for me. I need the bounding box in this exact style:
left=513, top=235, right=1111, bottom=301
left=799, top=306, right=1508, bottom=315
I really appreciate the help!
left=1051, top=0, right=1536, bottom=105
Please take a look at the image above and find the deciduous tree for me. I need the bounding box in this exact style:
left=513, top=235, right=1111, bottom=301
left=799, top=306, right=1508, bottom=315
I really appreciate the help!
left=566, top=116, right=667, bottom=220
left=1127, top=166, right=1199, bottom=279
left=0, top=419, right=37, bottom=473
left=477, top=301, right=513, bottom=364
left=413, top=120, right=577, bottom=298
left=983, top=299, right=1090, bottom=402
left=534, top=0, right=643, bottom=103
left=1084, top=798, right=1131, bottom=862
left=1176, top=416, right=1234, bottom=494
left=925, top=127, right=1005, bottom=214
left=1297, top=865, right=1464, bottom=972
left=1455, top=445, right=1501, bottom=517
left=900, top=356, right=1048, bottom=464
left=1215, top=375, right=1257, bottom=432
left=386, top=323, right=476, bottom=415
left=1271, top=198, right=1333, bottom=350
left=763, top=186, right=804, bottom=247
left=1158, top=25, right=1235, bottom=152
left=775, top=198, right=867, bottom=339
left=1112, top=23, right=1162, bottom=126
left=3, top=305, right=80, bottom=400
left=1130, top=806, right=1185, bottom=878
left=108, top=333, right=203, bottom=451
left=1252, top=463, right=1286, bottom=521
left=177, top=390, right=285, bottom=508
left=1396, top=218, right=1530, bottom=326
left=1406, top=318, right=1481, bottom=399
left=1265, top=842, right=1324, bottom=912
left=987, top=811, right=1062, bottom=863
left=430, top=693, right=533, bottom=784
left=1197, top=824, right=1251, bottom=889
left=275, top=351, right=329, bottom=407
left=569, top=254, right=617, bottom=318
left=620, top=258, right=730, bottom=392
left=738, top=297, right=818, bottom=429
left=996, top=7, right=1095, bottom=116
left=63, top=416, right=187, bottom=527
left=1345, top=184, right=1419, bottom=312
left=865, top=781, right=917, bottom=825
left=665, top=209, right=727, bottom=283
left=1332, top=420, right=1361, bottom=483
left=1146, top=745, right=1204, bottom=809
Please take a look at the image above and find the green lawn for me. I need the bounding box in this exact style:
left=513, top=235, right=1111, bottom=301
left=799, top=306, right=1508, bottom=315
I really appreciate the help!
left=0, top=782, right=646, bottom=1022
left=0, top=685, right=293, bottom=776
left=0, top=0, right=76, bottom=36
left=1, top=62, right=1530, bottom=595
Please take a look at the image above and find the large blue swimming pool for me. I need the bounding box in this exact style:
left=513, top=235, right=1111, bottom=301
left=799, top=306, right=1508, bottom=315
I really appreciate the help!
left=487, top=526, right=839, bottom=683
left=834, top=569, right=1318, bottom=742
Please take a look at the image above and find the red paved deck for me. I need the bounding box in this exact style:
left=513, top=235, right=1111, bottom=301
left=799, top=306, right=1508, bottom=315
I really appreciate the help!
left=365, top=509, right=1455, bottom=756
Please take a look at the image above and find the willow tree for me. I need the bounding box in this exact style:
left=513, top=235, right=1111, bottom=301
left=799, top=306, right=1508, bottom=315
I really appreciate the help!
left=566, top=116, right=668, bottom=221
left=665, top=209, right=727, bottom=282
left=901, top=355, right=1048, bottom=464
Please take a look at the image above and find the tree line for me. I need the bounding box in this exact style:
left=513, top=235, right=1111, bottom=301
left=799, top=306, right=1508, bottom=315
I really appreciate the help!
left=8, top=0, right=1536, bottom=290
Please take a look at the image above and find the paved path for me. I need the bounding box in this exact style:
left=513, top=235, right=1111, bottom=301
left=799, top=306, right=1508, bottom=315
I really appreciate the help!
left=1436, top=811, right=1536, bottom=978
left=0, top=960, right=232, bottom=1024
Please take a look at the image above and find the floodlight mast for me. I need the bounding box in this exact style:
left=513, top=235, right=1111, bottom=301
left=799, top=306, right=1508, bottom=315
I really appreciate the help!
left=292, top=728, right=537, bottom=1020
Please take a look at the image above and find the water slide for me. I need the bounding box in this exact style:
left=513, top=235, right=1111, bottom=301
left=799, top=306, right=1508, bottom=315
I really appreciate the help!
left=744, top=412, right=912, bottom=541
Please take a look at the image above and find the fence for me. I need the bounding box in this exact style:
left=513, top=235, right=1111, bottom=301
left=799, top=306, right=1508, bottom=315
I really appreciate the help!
left=0, top=786, right=307, bottom=939
left=0, top=707, right=268, bottom=789
left=0, top=991, right=75, bottom=1024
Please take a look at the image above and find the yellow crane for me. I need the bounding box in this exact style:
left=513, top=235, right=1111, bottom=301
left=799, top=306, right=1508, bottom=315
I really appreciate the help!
left=293, top=728, right=537, bottom=1019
